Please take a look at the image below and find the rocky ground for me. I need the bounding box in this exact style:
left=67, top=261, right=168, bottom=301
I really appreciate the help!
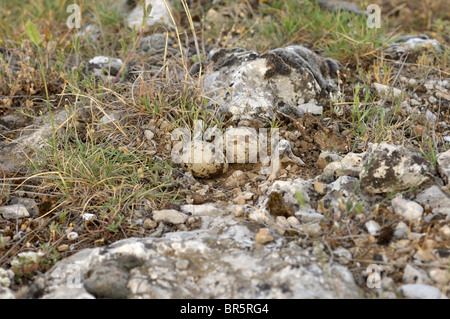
left=0, top=0, right=449, bottom=299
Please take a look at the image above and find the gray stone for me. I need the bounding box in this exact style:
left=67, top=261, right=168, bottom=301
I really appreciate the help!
left=139, top=33, right=174, bottom=52
left=259, top=177, right=315, bottom=212
left=0, top=109, right=68, bottom=173
left=399, top=284, right=447, bottom=299
left=84, top=262, right=130, bottom=299
left=0, top=287, right=15, bottom=299
left=152, top=209, right=188, bottom=225
left=0, top=204, right=30, bottom=220
left=365, top=220, right=381, bottom=236
left=180, top=204, right=223, bottom=216
left=203, top=46, right=338, bottom=118
left=332, top=247, right=352, bottom=265
left=281, top=102, right=323, bottom=117
left=414, top=185, right=450, bottom=215
left=321, top=152, right=364, bottom=181
left=394, top=221, right=409, bottom=239
left=437, top=149, right=450, bottom=184
left=402, top=264, right=431, bottom=284
left=126, top=0, right=173, bottom=29
left=42, top=287, right=95, bottom=299
left=391, top=197, right=423, bottom=221
left=87, top=56, right=124, bottom=80
left=372, top=83, right=403, bottom=102
left=26, top=210, right=361, bottom=299
left=359, top=143, right=434, bottom=194
left=9, top=197, right=38, bottom=217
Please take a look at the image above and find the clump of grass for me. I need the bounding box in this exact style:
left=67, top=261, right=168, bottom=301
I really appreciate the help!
left=247, top=0, right=390, bottom=64
left=30, top=123, right=178, bottom=229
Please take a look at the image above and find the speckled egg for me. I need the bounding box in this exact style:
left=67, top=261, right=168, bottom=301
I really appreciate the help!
left=181, top=140, right=228, bottom=178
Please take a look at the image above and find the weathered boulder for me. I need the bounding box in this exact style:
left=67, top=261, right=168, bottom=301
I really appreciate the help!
left=359, top=143, right=435, bottom=194
left=202, top=46, right=339, bottom=118
left=24, top=209, right=360, bottom=299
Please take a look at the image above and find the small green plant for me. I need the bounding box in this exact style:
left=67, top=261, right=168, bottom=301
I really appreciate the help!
left=295, top=190, right=306, bottom=209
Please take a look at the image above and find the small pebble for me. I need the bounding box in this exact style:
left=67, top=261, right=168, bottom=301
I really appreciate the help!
left=399, top=284, right=447, bottom=299
left=391, top=197, right=423, bottom=221
left=175, top=259, right=189, bottom=270
left=57, top=244, right=69, bottom=252
left=439, top=225, right=450, bottom=240
left=0, top=204, right=30, bottom=220
left=152, top=209, right=188, bottom=225
left=314, top=180, right=327, bottom=195
left=233, top=205, right=245, bottom=217
left=144, top=130, right=154, bottom=141
left=429, top=269, right=449, bottom=285
left=143, top=218, right=158, bottom=229
left=365, top=220, right=381, bottom=236
left=287, top=216, right=300, bottom=227
left=255, top=228, right=274, bottom=245
left=332, top=247, right=352, bottom=265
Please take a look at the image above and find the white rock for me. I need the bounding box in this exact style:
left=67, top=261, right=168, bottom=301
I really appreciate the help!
left=224, top=170, right=246, bottom=187
left=295, top=210, right=325, bottom=222
left=437, top=148, right=450, bottom=184
left=0, top=287, right=15, bottom=299
left=402, top=264, right=431, bottom=284
left=291, top=102, right=323, bottom=117
left=0, top=204, right=29, bottom=220
left=425, top=110, right=437, bottom=123
left=152, top=209, right=188, bottom=225
left=144, top=130, right=154, bottom=141
left=359, top=143, right=434, bottom=194
left=88, top=56, right=123, bottom=79
left=276, top=216, right=290, bottom=229
left=439, top=225, right=450, bottom=240
left=332, top=247, right=352, bottom=265
left=372, top=83, right=403, bottom=101
left=127, top=0, right=173, bottom=29
left=287, top=216, right=300, bottom=227
left=415, top=185, right=450, bottom=215
left=301, top=223, right=322, bottom=236
left=391, top=197, right=423, bottom=221
left=180, top=204, right=223, bottom=216
left=99, top=113, right=119, bottom=125
left=399, top=284, right=447, bottom=299
left=365, top=220, right=381, bottom=236
left=322, top=152, right=364, bottom=180
left=81, top=213, right=95, bottom=221
left=203, top=46, right=336, bottom=118
left=429, top=269, right=449, bottom=285
left=394, top=221, right=409, bottom=239
left=255, top=228, right=274, bottom=245
left=42, top=287, right=95, bottom=299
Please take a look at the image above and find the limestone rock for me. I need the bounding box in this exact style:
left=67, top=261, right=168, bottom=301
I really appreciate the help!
left=359, top=143, right=434, bottom=194
left=399, top=284, right=447, bottom=299
left=25, top=210, right=360, bottom=299
left=391, top=197, right=424, bottom=221
left=152, top=209, right=188, bottom=225
left=437, top=149, right=450, bottom=184
left=0, top=204, right=30, bottom=220
left=87, top=56, right=124, bottom=80
left=126, top=0, right=173, bottom=29
left=414, top=185, right=450, bottom=216
left=203, top=46, right=338, bottom=118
